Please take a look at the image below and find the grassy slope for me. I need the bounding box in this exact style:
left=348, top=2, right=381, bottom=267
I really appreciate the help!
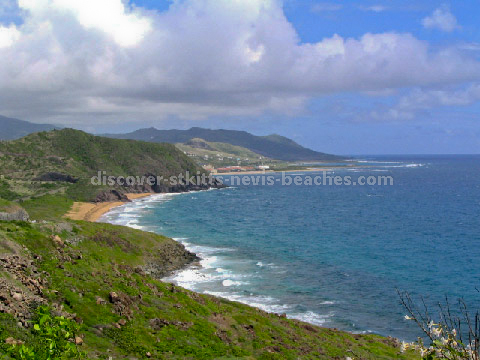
left=0, top=199, right=20, bottom=213
left=0, top=219, right=418, bottom=359
left=0, top=129, right=203, bottom=201
left=0, top=131, right=417, bottom=359
left=176, top=139, right=266, bottom=160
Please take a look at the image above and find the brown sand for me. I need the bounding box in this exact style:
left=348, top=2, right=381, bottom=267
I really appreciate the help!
left=65, top=193, right=154, bottom=222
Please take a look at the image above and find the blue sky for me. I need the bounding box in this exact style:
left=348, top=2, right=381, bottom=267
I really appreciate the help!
left=283, top=1, right=480, bottom=154
left=0, top=0, right=479, bottom=154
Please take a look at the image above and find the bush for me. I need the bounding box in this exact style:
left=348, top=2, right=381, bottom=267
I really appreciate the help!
left=398, top=290, right=479, bottom=359
left=7, top=306, right=84, bottom=360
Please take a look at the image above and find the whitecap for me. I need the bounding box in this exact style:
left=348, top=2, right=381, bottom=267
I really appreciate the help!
left=222, top=279, right=247, bottom=287
left=319, top=301, right=335, bottom=305
left=289, top=311, right=334, bottom=326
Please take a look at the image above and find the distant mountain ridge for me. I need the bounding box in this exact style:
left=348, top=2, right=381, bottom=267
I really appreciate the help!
left=106, top=127, right=341, bottom=161
left=0, top=115, right=60, bottom=140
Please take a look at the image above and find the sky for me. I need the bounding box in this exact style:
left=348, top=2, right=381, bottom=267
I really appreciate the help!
left=0, top=0, right=479, bottom=154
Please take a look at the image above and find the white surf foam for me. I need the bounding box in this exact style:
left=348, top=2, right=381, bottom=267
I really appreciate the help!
left=289, top=311, right=334, bottom=326
left=101, top=190, right=335, bottom=330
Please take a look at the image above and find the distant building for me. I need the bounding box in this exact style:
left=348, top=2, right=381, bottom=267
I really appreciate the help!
left=203, top=165, right=216, bottom=173
left=216, top=166, right=255, bottom=173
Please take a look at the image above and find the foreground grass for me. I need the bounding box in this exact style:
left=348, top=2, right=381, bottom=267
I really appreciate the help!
left=0, top=219, right=418, bottom=359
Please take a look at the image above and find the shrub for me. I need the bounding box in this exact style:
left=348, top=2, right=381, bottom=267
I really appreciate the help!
left=398, top=290, right=479, bottom=359
left=7, top=306, right=84, bottom=360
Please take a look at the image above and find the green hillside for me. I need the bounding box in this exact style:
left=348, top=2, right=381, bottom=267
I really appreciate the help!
left=106, top=127, right=343, bottom=162
left=177, top=138, right=266, bottom=159
left=0, top=131, right=417, bottom=359
left=175, top=138, right=272, bottom=167
left=0, top=129, right=207, bottom=201
left=0, top=219, right=417, bottom=359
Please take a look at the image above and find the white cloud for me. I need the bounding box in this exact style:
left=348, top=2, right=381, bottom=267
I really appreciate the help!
left=0, top=0, right=479, bottom=127
left=359, top=5, right=387, bottom=13
left=19, top=0, right=152, bottom=46
left=398, top=85, right=480, bottom=109
left=364, top=84, right=480, bottom=121
left=0, top=24, right=20, bottom=48
left=422, top=5, right=459, bottom=32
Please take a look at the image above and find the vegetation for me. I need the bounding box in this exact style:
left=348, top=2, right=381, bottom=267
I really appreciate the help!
left=0, top=129, right=204, bottom=202
left=0, top=131, right=413, bottom=358
left=0, top=219, right=417, bottom=359
left=0, top=199, right=20, bottom=213
left=5, top=306, right=84, bottom=360
left=20, top=195, right=74, bottom=221
left=399, top=291, right=479, bottom=359
left=106, top=127, right=343, bottom=162
left=175, top=138, right=273, bottom=167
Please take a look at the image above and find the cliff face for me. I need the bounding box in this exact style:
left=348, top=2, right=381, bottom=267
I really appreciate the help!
left=0, top=201, right=29, bottom=221
left=0, top=209, right=29, bottom=221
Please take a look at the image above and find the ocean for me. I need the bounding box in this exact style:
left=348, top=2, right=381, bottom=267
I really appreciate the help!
left=99, top=155, right=480, bottom=341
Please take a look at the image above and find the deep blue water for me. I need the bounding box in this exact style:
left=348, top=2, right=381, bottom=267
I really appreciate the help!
left=100, top=155, right=480, bottom=340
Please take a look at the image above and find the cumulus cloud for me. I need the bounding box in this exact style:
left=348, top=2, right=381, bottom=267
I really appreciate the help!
left=422, top=5, right=460, bottom=32
left=0, top=0, right=478, bottom=128
left=363, top=83, right=480, bottom=121
left=18, top=0, right=152, bottom=46
left=0, top=24, right=20, bottom=47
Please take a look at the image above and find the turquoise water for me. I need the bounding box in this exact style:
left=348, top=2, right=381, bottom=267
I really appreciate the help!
left=100, top=155, right=480, bottom=340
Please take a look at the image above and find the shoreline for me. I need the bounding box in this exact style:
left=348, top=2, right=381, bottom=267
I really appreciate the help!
left=64, top=166, right=356, bottom=221
left=215, top=167, right=336, bottom=175
left=64, top=193, right=155, bottom=222
left=89, top=187, right=411, bottom=342
left=95, top=189, right=330, bottom=329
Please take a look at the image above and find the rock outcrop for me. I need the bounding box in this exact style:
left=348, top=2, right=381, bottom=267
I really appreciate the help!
left=95, top=189, right=129, bottom=203
left=33, top=172, right=78, bottom=183
left=0, top=254, right=47, bottom=327
left=0, top=209, right=29, bottom=222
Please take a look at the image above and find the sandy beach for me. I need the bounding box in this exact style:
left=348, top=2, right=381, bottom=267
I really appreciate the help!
left=65, top=193, right=154, bottom=222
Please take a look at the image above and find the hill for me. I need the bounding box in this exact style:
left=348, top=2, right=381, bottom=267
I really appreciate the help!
left=0, top=129, right=415, bottom=359
left=176, top=138, right=270, bottom=167
left=106, top=127, right=342, bottom=162
left=0, top=219, right=416, bottom=359
left=0, top=129, right=219, bottom=202
left=0, top=115, right=60, bottom=140
left=181, top=138, right=267, bottom=159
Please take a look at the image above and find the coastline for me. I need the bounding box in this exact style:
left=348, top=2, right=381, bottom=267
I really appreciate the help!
left=64, top=167, right=351, bottom=221
left=94, top=188, right=328, bottom=328
left=215, top=167, right=336, bottom=175
left=65, top=193, right=155, bottom=222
